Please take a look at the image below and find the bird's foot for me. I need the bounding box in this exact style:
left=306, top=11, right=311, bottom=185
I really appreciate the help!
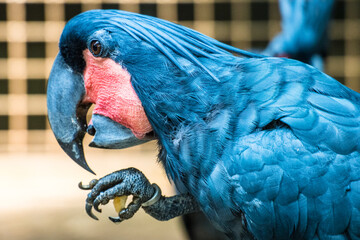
left=78, top=167, right=161, bottom=223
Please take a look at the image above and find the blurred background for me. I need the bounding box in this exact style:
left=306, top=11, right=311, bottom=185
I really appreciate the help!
left=0, top=0, right=359, bottom=239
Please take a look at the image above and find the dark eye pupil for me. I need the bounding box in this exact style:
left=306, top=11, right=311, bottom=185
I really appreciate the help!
left=91, top=40, right=102, bottom=55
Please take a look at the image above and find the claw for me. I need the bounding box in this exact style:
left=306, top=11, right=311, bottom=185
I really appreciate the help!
left=94, top=201, right=102, bottom=213
left=109, top=216, right=123, bottom=224
left=78, top=179, right=98, bottom=190
left=86, top=202, right=99, bottom=220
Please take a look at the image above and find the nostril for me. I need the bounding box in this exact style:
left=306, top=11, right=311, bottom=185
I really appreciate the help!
left=87, top=125, right=96, bottom=136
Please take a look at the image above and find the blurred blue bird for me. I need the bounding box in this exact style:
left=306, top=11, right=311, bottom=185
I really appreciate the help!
left=263, top=0, right=335, bottom=70
left=47, top=9, right=360, bottom=240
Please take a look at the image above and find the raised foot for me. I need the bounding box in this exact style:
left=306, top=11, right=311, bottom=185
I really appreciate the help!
left=78, top=167, right=161, bottom=223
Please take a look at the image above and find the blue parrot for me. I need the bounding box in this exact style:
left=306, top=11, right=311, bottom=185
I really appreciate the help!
left=263, top=0, right=335, bottom=70
left=47, top=10, right=360, bottom=240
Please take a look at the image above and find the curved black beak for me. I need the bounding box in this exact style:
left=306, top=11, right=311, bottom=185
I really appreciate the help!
left=47, top=53, right=94, bottom=174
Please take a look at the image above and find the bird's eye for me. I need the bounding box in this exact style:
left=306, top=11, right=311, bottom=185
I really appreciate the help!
left=90, top=40, right=102, bottom=56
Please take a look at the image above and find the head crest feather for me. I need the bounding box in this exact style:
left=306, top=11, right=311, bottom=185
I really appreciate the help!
left=70, top=10, right=264, bottom=81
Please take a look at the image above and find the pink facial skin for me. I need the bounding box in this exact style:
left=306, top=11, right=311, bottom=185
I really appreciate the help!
left=82, top=49, right=153, bottom=139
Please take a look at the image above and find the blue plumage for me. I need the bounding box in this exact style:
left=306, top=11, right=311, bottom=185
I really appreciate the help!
left=263, top=0, right=335, bottom=70
left=54, top=9, right=360, bottom=239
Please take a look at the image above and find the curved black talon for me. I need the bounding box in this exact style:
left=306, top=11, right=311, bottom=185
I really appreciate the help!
left=109, top=216, right=123, bottom=223
left=94, top=201, right=102, bottom=213
left=86, top=202, right=99, bottom=220
left=79, top=179, right=98, bottom=190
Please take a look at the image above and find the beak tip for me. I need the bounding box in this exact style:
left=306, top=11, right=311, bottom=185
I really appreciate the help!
left=74, top=156, right=96, bottom=175
left=84, top=166, right=96, bottom=175
left=59, top=140, right=96, bottom=175
left=72, top=155, right=96, bottom=175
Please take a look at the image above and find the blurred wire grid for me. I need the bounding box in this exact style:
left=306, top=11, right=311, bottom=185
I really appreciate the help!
left=0, top=0, right=359, bottom=152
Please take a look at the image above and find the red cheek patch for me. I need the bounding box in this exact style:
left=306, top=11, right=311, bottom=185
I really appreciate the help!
left=83, top=49, right=152, bottom=139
